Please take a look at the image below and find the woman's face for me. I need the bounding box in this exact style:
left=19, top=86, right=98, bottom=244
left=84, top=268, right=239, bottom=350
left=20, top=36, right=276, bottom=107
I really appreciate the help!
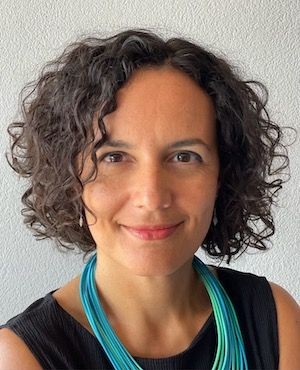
left=81, top=66, right=220, bottom=277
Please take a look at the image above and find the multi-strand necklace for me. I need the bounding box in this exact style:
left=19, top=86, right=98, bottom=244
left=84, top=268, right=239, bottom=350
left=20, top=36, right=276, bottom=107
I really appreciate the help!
left=80, top=253, right=248, bottom=370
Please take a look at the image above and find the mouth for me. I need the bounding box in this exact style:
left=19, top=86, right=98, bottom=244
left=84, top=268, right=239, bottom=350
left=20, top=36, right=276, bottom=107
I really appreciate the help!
left=121, top=222, right=184, bottom=241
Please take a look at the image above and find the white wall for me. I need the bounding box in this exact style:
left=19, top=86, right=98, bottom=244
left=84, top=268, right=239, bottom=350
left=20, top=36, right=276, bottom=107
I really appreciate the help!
left=1, top=0, right=299, bottom=322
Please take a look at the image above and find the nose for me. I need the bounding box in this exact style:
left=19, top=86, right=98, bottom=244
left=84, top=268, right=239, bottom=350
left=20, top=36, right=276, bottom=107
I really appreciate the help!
left=132, top=164, right=173, bottom=211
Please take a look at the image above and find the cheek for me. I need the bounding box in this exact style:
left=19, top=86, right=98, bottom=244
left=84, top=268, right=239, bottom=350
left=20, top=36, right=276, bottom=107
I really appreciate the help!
left=82, top=179, right=122, bottom=218
left=185, top=176, right=218, bottom=204
left=183, top=180, right=217, bottom=224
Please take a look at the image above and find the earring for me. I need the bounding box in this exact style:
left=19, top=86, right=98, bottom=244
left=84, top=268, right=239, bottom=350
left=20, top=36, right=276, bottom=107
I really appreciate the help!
left=213, top=207, right=218, bottom=226
left=79, top=205, right=83, bottom=227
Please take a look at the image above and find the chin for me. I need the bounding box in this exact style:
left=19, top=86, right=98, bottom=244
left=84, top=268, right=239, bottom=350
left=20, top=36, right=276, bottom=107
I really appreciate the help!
left=121, top=252, right=193, bottom=277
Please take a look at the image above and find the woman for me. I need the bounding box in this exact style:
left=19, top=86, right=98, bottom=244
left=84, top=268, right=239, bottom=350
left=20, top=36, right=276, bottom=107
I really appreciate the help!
left=0, top=28, right=299, bottom=370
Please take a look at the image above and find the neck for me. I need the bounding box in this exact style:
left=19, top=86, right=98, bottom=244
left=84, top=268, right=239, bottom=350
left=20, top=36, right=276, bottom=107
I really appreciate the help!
left=93, top=253, right=211, bottom=333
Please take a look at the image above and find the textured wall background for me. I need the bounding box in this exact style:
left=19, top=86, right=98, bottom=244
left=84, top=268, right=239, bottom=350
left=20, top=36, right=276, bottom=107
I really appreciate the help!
left=1, top=0, right=299, bottom=322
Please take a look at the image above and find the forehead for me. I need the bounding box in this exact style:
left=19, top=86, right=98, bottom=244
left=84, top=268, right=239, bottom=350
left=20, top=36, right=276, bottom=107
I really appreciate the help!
left=95, top=66, right=216, bottom=145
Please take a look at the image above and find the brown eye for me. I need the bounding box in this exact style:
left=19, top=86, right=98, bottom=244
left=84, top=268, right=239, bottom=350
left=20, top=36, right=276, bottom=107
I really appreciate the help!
left=173, top=152, right=202, bottom=163
left=102, top=152, right=125, bottom=163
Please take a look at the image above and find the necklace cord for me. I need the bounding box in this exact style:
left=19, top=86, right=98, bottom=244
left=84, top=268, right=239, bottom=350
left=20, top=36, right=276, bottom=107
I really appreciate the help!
left=80, top=253, right=248, bottom=370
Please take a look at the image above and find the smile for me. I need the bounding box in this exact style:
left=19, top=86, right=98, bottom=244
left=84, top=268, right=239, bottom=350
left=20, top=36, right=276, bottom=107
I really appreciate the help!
left=122, top=222, right=183, bottom=241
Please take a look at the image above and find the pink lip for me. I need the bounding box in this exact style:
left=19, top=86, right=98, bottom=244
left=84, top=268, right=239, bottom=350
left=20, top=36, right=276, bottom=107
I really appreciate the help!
left=122, top=222, right=183, bottom=241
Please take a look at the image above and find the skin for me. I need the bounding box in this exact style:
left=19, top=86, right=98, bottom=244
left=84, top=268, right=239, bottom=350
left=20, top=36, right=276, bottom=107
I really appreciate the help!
left=0, top=66, right=299, bottom=368
left=78, top=66, right=220, bottom=355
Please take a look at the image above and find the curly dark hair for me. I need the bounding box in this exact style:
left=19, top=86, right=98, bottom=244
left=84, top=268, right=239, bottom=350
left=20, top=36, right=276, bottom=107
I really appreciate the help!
left=6, top=27, right=295, bottom=263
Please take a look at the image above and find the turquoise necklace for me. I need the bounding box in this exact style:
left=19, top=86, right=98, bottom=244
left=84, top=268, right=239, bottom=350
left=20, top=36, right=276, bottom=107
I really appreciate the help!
left=79, top=253, right=248, bottom=370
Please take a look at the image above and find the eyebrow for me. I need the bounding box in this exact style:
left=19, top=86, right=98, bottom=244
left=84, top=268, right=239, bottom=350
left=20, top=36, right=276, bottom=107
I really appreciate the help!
left=101, top=138, right=211, bottom=151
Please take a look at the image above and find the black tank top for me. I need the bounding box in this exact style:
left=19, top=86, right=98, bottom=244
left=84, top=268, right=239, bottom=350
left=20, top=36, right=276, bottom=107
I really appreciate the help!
left=0, top=266, right=279, bottom=369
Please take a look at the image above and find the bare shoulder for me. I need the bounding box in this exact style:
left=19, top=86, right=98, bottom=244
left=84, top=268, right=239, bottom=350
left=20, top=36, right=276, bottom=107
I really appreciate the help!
left=269, top=281, right=300, bottom=370
left=0, top=328, right=42, bottom=370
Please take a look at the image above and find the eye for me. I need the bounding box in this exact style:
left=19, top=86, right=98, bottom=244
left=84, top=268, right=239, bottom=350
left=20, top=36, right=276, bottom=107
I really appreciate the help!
left=99, top=151, right=203, bottom=164
left=172, top=151, right=203, bottom=163
left=101, top=152, right=125, bottom=163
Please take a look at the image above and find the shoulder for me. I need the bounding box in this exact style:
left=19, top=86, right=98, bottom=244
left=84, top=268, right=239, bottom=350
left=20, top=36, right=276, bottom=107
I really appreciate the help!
left=216, top=266, right=300, bottom=369
left=269, top=282, right=300, bottom=370
left=0, top=291, right=59, bottom=370
left=214, top=265, right=269, bottom=295
left=0, top=328, right=42, bottom=369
